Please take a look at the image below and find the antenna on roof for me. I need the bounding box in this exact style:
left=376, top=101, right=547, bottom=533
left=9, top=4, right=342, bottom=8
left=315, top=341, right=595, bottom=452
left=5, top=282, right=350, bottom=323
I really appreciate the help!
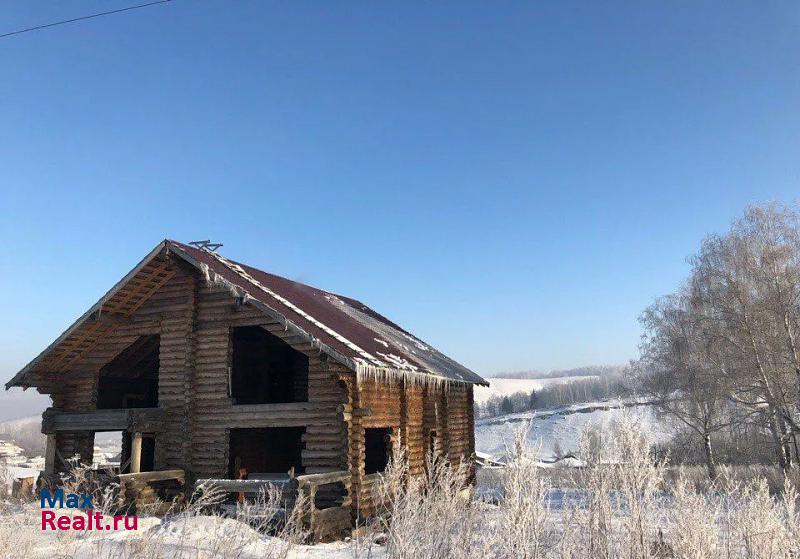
left=189, top=239, right=224, bottom=252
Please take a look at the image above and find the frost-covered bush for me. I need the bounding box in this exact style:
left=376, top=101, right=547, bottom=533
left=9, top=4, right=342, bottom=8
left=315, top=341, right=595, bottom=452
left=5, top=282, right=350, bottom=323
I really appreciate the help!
left=494, top=429, right=553, bottom=559
left=1, top=420, right=799, bottom=558
left=371, top=416, right=800, bottom=559
left=0, top=459, right=10, bottom=499
left=371, top=446, right=481, bottom=559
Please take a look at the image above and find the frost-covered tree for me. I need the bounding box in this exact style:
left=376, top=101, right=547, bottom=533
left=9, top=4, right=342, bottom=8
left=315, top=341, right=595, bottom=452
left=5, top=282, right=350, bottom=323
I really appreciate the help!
left=637, top=288, right=732, bottom=479
left=637, top=203, right=800, bottom=473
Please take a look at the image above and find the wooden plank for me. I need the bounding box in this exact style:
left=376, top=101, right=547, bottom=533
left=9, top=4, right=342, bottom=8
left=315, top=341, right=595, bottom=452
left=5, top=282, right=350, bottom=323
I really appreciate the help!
left=118, top=469, right=185, bottom=483
left=103, top=262, right=176, bottom=316
left=296, top=470, right=350, bottom=486
left=41, top=408, right=165, bottom=433
left=194, top=478, right=294, bottom=493
left=48, top=320, right=110, bottom=372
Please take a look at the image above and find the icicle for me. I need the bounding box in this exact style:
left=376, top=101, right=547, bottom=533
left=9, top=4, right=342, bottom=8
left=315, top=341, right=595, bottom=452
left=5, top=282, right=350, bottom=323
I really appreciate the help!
left=194, top=245, right=476, bottom=390
left=354, top=362, right=465, bottom=390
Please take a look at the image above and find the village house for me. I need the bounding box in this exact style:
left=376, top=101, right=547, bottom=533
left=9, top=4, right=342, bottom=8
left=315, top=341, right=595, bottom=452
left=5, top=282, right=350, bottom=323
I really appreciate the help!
left=5, top=240, right=487, bottom=536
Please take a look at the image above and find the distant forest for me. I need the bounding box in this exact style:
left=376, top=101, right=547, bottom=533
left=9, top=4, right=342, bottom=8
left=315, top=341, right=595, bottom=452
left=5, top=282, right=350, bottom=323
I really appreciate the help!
left=475, top=372, right=632, bottom=419
left=488, top=364, right=625, bottom=380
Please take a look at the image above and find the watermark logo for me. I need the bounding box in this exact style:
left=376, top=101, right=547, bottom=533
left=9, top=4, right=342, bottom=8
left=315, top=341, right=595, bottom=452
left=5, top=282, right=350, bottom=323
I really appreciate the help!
left=40, top=488, right=138, bottom=531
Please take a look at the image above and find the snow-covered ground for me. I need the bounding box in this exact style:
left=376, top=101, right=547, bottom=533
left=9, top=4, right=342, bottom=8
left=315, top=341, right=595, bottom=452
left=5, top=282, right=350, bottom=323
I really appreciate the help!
left=0, top=504, right=381, bottom=559
left=473, top=375, right=596, bottom=405
left=475, top=399, right=672, bottom=462
left=1, top=435, right=43, bottom=495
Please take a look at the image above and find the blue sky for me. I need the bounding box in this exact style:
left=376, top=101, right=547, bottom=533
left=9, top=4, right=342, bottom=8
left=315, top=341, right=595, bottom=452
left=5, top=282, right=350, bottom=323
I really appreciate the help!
left=1, top=2, right=799, bottom=418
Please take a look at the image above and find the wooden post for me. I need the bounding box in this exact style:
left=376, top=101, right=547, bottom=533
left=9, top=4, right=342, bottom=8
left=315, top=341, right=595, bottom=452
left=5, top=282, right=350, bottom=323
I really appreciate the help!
left=467, top=385, right=476, bottom=482
left=131, top=432, right=143, bottom=474
left=237, top=467, right=247, bottom=504
left=399, top=379, right=408, bottom=448
left=44, top=434, right=57, bottom=474
left=441, top=390, right=450, bottom=460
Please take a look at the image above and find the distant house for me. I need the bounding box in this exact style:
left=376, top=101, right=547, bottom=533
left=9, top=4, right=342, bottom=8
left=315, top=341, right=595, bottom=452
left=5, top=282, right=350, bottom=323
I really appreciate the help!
left=5, top=240, right=486, bottom=530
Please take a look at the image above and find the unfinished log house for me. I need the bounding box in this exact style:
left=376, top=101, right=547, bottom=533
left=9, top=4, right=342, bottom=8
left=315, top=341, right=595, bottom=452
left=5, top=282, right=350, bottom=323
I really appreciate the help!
left=5, top=240, right=487, bottom=532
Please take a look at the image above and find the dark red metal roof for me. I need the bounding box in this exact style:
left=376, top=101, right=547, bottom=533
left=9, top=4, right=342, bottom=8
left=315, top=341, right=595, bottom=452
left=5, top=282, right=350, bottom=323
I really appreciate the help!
left=168, top=241, right=487, bottom=385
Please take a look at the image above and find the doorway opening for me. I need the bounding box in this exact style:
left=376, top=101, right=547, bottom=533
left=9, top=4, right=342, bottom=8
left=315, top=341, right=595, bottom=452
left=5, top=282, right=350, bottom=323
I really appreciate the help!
left=228, top=427, right=305, bottom=477
left=364, top=428, right=392, bottom=474
left=119, top=433, right=156, bottom=473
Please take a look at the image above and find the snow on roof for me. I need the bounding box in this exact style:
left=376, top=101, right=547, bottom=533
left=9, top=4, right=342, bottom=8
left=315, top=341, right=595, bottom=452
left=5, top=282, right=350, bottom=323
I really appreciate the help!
left=171, top=241, right=487, bottom=386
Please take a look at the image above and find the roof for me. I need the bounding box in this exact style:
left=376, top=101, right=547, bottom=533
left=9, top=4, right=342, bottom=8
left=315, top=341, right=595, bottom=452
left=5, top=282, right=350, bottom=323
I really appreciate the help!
left=7, top=240, right=487, bottom=389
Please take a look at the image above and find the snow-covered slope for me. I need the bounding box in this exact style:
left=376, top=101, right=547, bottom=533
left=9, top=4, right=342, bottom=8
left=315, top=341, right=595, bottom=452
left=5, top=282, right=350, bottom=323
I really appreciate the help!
left=0, top=414, right=40, bottom=433
left=0, top=414, right=120, bottom=464
left=475, top=400, right=671, bottom=462
left=0, top=415, right=45, bottom=457
left=474, top=376, right=596, bottom=405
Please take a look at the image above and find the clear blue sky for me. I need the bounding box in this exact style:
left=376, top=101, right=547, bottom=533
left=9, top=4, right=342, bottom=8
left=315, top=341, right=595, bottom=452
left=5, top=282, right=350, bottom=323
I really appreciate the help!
left=1, top=1, right=798, bottom=418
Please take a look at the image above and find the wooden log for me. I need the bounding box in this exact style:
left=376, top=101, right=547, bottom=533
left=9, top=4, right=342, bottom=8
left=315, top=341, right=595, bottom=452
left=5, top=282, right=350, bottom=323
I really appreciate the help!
left=131, top=433, right=143, bottom=474
left=118, top=469, right=185, bottom=484
left=41, top=408, right=165, bottom=434
left=194, top=478, right=293, bottom=493
left=44, top=434, right=56, bottom=474
left=296, top=470, right=350, bottom=486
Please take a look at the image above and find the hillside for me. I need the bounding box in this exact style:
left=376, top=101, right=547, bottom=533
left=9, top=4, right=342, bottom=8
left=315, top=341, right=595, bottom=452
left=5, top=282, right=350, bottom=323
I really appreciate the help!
left=0, top=414, right=40, bottom=432
left=475, top=399, right=670, bottom=462
left=473, top=375, right=597, bottom=405
left=0, top=415, right=126, bottom=463
left=0, top=415, right=44, bottom=456
left=488, top=365, right=625, bottom=380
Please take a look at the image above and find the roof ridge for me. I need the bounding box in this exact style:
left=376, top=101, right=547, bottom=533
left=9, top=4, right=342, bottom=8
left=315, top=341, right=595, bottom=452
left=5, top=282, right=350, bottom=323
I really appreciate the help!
left=170, top=239, right=355, bottom=302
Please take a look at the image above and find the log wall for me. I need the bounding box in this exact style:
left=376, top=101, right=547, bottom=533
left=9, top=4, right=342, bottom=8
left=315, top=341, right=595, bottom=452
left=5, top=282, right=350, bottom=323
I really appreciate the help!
left=188, top=282, right=350, bottom=479
left=352, top=379, right=475, bottom=517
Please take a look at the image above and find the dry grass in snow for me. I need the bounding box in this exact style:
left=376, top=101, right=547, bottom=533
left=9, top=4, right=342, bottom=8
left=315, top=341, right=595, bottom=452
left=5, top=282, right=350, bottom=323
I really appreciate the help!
left=365, top=416, right=800, bottom=559
left=1, top=416, right=799, bottom=558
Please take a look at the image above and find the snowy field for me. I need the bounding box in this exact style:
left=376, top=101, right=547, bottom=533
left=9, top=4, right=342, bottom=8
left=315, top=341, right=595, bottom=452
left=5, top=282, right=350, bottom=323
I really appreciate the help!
left=3, top=416, right=796, bottom=559
left=2, top=417, right=798, bottom=558
left=0, top=506, right=375, bottom=559
left=475, top=399, right=671, bottom=462
left=473, top=375, right=596, bottom=405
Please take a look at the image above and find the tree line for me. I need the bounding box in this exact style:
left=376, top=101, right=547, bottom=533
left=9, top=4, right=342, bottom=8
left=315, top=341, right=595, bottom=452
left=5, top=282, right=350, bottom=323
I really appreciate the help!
left=637, top=203, right=800, bottom=479
left=489, top=365, right=624, bottom=380
left=474, top=374, right=629, bottom=419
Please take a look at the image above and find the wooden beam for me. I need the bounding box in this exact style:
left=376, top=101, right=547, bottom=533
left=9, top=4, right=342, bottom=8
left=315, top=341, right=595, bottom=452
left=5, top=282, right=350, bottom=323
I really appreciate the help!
left=194, top=478, right=293, bottom=494
left=89, top=313, right=133, bottom=327
left=118, top=469, right=184, bottom=484
left=46, top=320, right=109, bottom=372
left=44, top=434, right=56, bottom=474
left=41, top=408, right=165, bottom=434
left=103, top=262, right=175, bottom=316
left=130, top=433, right=143, bottom=474
left=295, top=470, right=350, bottom=487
